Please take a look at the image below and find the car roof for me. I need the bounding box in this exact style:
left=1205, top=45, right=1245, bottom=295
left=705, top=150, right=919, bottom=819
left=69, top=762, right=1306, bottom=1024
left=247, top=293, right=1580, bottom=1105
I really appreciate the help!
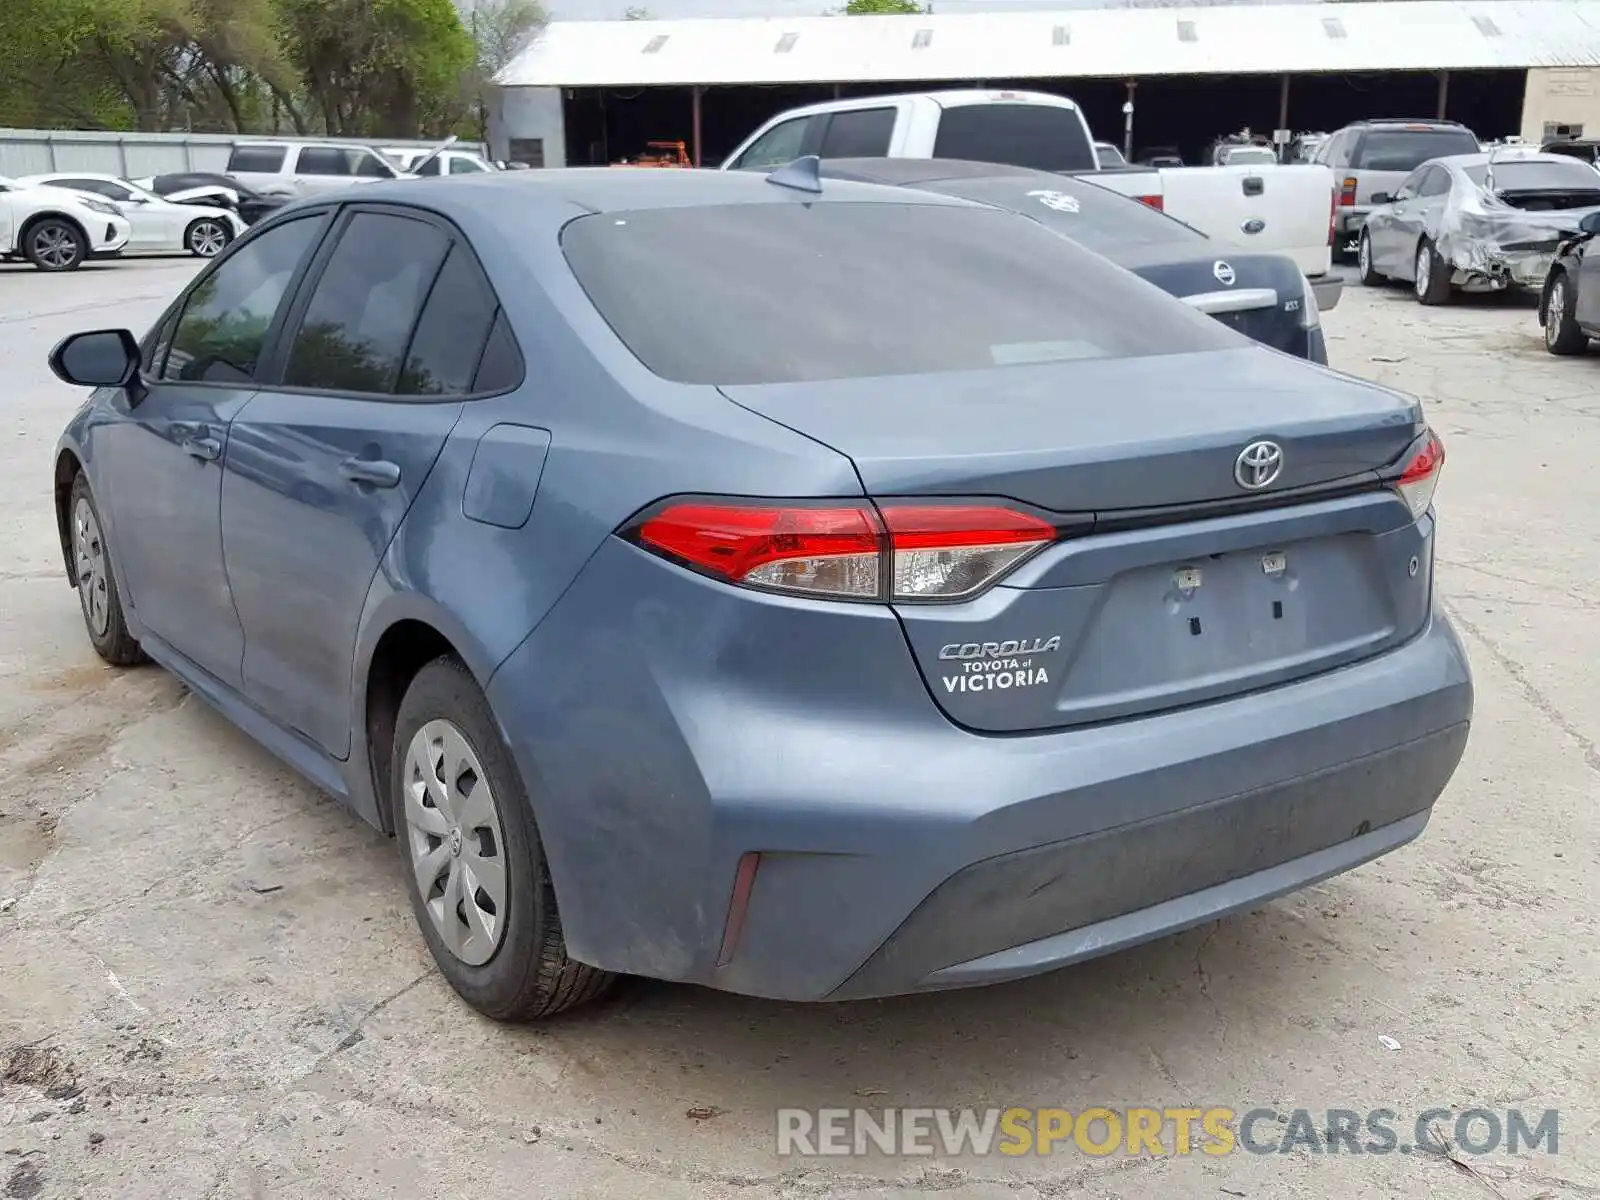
left=815, top=157, right=1062, bottom=187
left=346, top=164, right=981, bottom=221
left=1432, top=151, right=1582, bottom=169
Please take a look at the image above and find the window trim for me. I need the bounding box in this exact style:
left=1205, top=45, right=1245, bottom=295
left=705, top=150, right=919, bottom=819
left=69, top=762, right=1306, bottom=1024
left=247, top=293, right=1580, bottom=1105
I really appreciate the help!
left=139, top=207, right=337, bottom=390
left=254, top=201, right=525, bottom=403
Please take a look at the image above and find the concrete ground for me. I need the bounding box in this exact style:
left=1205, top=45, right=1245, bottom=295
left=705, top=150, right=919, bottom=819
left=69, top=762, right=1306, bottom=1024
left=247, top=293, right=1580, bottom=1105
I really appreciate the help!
left=0, top=258, right=1596, bottom=1200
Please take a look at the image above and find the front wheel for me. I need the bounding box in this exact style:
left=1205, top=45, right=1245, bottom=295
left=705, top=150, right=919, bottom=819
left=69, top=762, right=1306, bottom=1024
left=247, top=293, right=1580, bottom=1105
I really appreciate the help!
left=1357, top=230, right=1384, bottom=286
left=1544, top=272, right=1590, bottom=355
left=68, top=475, right=147, bottom=666
left=185, top=218, right=231, bottom=258
left=23, top=218, right=86, bottom=272
left=393, top=656, right=615, bottom=1021
left=1414, top=240, right=1452, bottom=306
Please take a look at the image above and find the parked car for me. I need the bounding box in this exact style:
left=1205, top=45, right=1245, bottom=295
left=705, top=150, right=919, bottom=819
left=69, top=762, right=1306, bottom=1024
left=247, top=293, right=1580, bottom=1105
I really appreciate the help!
left=1093, top=141, right=1127, bottom=168
left=816, top=157, right=1338, bottom=361
left=135, top=172, right=296, bottom=227
left=1538, top=210, right=1600, bottom=354
left=1312, top=118, right=1482, bottom=256
left=722, top=90, right=1338, bottom=279
left=224, top=140, right=411, bottom=196
left=1540, top=137, right=1600, bottom=167
left=381, top=146, right=497, bottom=176
left=0, top=176, right=130, bottom=271
left=16, top=172, right=246, bottom=258
left=48, top=167, right=1472, bottom=1020
left=1358, top=151, right=1600, bottom=304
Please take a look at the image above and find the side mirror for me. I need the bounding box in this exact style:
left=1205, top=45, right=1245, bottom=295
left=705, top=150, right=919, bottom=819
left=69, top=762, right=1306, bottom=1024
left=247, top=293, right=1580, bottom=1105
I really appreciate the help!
left=49, top=329, right=141, bottom=389
left=1370, top=191, right=1392, bottom=205
left=1581, top=211, right=1600, bottom=235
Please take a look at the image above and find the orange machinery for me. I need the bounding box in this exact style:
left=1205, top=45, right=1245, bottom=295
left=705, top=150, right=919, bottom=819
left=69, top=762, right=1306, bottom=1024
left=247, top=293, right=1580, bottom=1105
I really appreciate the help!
left=610, top=140, right=693, bottom=168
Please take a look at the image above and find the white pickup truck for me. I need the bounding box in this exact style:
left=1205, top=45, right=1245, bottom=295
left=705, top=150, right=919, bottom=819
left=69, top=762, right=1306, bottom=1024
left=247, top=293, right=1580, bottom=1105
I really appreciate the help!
left=721, top=90, right=1336, bottom=283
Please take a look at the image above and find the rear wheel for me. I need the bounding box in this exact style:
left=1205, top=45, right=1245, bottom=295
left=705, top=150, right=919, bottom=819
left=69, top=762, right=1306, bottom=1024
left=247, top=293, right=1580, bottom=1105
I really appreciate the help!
left=393, top=657, right=614, bottom=1020
left=185, top=218, right=231, bottom=258
left=1357, top=230, right=1383, bottom=286
left=23, top=218, right=86, bottom=272
left=1414, top=239, right=1451, bottom=306
left=1544, top=272, right=1589, bottom=355
left=69, top=474, right=146, bottom=666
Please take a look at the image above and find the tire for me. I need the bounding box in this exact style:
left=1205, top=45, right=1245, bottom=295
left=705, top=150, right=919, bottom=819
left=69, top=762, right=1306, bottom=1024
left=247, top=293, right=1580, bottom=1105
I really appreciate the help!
left=22, top=217, right=86, bottom=272
left=1543, top=271, right=1589, bottom=355
left=1357, top=230, right=1384, bottom=286
left=1414, top=239, right=1452, bottom=306
left=392, top=656, right=614, bottom=1021
left=68, top=474, right=147, bottom=666
left=184, top=218, right=231, bottom=258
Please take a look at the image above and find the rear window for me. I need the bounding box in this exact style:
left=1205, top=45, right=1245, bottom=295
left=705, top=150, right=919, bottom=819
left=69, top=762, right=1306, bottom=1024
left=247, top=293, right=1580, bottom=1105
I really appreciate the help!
left=1353, top=128, right=1479, bottom=172
left=931, top=103, right=1096, bottom=172
left=932, top=177, right=1206, bottom=251
left=228, top=145, right=287, bottom=173
left=561, top=202, right=1235, bottom=386
left=1461, top=159, right=1600, bottom=190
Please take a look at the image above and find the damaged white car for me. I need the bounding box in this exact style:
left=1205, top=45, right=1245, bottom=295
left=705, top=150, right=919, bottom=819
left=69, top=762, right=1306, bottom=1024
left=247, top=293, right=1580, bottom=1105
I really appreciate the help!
left=1357, top=151, right=1600, bottom=305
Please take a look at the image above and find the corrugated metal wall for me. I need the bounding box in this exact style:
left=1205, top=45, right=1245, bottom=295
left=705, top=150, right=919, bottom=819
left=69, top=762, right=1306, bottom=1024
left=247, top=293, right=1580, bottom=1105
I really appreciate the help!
left=0, top=131, right=490, bottom=179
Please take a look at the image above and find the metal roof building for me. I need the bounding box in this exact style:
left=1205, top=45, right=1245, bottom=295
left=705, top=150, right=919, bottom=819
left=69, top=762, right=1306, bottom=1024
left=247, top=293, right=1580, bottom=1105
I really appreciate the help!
left=498, top=0, right=1600, bottom=88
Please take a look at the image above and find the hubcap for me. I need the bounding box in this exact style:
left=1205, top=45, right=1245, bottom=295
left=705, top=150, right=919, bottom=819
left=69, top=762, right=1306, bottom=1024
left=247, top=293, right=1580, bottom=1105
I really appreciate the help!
left=191, top=222, right=227, bottom=257
left=33, top=225, right=79, bottom=269
left=1416, top=247, right=1431, bottom=296
left=73, top=497, right=110, bottom=638
left=403, top=720, right=509, bottom=967
left=1549, top=281, right=1565, bottom=345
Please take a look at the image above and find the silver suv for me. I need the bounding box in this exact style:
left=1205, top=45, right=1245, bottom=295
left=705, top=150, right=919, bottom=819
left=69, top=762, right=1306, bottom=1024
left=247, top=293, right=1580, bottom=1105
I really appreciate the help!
left=224, top=141, right=409, bottom=197
left=1315, top=119, right=1481, bottom=255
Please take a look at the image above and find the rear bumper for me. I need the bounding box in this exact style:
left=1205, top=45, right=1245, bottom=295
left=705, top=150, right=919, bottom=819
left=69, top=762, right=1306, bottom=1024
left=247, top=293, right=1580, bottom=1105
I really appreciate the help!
left=488, top=538, right=1474, bottom=1002
left=1335, top=208, right=1371, bottom=238
left=1310, top=274, right=1343, bottom=313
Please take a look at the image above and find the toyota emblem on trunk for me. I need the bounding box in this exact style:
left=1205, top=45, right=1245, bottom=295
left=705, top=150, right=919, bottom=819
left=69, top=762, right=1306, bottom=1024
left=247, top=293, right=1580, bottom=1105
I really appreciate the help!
left=1213, top=260, right=1236, bottom=286
left=1235, top=440, right=1283, bottom=489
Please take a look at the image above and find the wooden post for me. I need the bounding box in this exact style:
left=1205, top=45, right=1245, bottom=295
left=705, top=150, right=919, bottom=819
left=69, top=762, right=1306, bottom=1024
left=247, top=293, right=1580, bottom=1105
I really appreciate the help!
left=691, top=84, right=703, bottom=167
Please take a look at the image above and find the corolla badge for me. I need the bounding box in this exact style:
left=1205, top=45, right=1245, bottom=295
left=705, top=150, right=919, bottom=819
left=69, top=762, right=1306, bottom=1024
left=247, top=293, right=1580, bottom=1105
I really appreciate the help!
left=1234, top=440, right=1284, bottom=490
left=1241, top=217, right=1267, bottom=235
left=1213, top=260, right=1237, bottom=286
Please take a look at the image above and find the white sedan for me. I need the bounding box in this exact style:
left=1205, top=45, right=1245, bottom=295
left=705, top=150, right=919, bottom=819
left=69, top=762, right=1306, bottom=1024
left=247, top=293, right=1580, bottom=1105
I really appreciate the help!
left=0, top=176, right=130, bottom=271
left=15, top=172, right=246, bottom=258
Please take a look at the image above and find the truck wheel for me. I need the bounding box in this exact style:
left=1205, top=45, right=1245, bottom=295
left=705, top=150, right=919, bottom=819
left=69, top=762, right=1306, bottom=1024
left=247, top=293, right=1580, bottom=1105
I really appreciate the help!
left=1543, top=271, right=1589, bottom=355
left=22, top=218, right=86, bottom=272
left=1357, top=231, right=1384, bottom=286
left=1414, top=240, right=1451, bottom=306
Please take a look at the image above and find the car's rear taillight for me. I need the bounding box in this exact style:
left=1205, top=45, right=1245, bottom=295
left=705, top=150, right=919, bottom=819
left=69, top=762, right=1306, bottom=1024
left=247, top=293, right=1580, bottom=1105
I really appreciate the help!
left=1339, top=176, right=1358, bottom=207
left=626, top=499, right=1058, bottom=602
left=1136, top=193, right=1163, bottom=211
left=1392, top=429, right=1445, bottom=519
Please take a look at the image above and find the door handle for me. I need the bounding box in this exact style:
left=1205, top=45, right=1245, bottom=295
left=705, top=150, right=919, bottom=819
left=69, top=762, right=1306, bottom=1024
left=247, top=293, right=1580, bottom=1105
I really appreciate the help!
left=339, top=457, right=401, bottom=488
left=182, top=434, right=222, bottom=461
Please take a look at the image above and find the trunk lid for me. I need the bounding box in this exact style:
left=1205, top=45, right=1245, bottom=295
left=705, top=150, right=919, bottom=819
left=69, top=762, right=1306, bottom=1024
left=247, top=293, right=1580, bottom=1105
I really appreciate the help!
left=722, top=347, right=1434, bottom=733
left=720, top=345, right=1420, bottom=512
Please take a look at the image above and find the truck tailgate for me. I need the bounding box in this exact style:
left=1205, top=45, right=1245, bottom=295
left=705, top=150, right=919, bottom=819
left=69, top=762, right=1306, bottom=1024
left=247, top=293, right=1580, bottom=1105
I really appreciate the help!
left=1159, top=164, right=1335, bottom=278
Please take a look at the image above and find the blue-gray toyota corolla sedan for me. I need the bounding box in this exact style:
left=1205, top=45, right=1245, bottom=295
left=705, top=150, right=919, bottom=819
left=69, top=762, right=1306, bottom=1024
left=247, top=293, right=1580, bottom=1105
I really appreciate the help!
left=48, top=165, right=1473, bottom=1020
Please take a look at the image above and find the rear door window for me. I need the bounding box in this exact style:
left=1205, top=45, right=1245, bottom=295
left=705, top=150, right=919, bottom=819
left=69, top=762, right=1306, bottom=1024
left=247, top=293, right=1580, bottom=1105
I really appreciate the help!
left=296, top=147, right=354, bottom=177
left=398, top=245, right=502, bottom=395
left=1353, top=128, right=1480, bottom=171
left=819, top=108, right=895, bottom=158
left=282, top=211, right=451, bottom=394
left=931, top=103, right=1096, bottom=172
left=227, top=145, right=287, bottom=173
left=561, top=201, right=1235, bottom=386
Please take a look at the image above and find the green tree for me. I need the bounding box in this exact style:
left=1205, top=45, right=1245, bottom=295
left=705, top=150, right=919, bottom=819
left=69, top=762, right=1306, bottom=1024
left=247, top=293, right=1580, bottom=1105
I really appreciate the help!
left=843, top=0, right=925, bottom=12
left=462, top=0, right=546, bottom=140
